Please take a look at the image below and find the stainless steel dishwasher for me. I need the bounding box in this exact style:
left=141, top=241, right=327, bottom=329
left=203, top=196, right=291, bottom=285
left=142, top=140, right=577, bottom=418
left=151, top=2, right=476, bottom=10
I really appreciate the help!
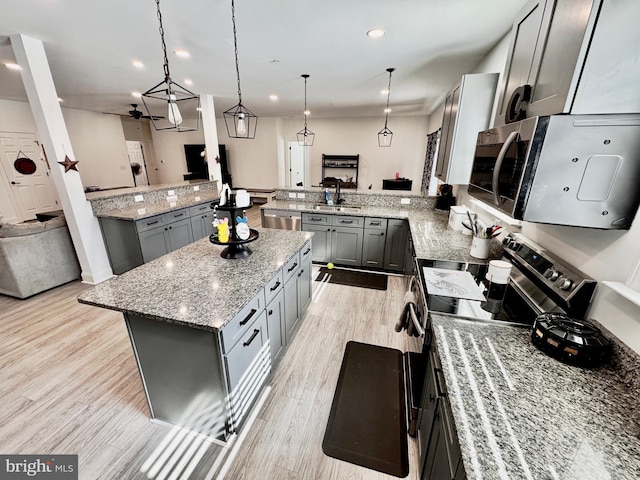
left=261, top=209, right=302, bottom=230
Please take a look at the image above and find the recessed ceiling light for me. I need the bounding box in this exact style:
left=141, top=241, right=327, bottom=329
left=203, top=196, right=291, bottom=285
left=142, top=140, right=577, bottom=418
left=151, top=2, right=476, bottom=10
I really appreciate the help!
left=269, top=94, right=278, bottom=101
left=131, top=91, right=142, bottom=98
left=173, top=50, right=190, bottom=58
left=132, top=60, right=144, bottom=69
left=4, top=63, right=22, bottom=71
left=367, top=29, right=386, bottom=38
left=184, top=79, right=193, bottom=86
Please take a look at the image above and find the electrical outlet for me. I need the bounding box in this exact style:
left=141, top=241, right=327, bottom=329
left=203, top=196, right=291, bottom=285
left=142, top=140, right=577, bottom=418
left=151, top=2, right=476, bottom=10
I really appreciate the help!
left=194, top=196, right=201, bottom=201
left=134, top=195, right=144, bottom=202
left=297, top=193, right=306, bottom=199
left=193, top=185, right=200, bottom=191
left=288, top=192, right=297, bottom=199
left=401, top=198, right=410, bottom=205
left=137, top=208, right=146, bottom=215
left=168, top=190, right=175, bottom=196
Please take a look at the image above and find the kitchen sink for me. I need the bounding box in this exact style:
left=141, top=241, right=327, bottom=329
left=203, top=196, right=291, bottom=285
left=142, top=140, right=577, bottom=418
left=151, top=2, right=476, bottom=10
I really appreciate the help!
left=312, top=204, right=362, bottom=213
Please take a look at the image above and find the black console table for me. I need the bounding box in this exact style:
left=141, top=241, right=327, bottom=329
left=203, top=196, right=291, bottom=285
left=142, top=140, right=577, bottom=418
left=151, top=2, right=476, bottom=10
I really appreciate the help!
left=382, top=178, right=412, bottom=191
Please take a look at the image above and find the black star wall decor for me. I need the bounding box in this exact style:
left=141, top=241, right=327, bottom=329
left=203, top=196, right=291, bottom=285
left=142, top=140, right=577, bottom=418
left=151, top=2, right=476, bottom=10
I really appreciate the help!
left=58, top=155, right=79, bottom=172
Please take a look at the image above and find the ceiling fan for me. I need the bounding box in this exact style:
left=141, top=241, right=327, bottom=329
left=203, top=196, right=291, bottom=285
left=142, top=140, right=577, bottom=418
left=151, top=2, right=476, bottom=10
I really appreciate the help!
left=127, top=104, right=164, bottom=120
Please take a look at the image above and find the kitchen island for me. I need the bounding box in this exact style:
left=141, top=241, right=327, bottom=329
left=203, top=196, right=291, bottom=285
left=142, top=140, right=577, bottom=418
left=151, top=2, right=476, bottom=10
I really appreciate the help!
left=78, top=228, right=313, bottom=440
left=430, top=315, right=640, bottom=479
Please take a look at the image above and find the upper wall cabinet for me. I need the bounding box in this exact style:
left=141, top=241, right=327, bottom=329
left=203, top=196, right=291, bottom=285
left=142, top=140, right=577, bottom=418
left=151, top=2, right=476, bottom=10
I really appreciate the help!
left=495, top=0, right=640, bottom=126
left=434, top=73, right=498, bottom=185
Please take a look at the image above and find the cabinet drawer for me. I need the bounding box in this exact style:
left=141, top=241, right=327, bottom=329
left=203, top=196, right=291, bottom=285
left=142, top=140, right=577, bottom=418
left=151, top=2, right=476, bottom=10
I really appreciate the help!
left=283, top=251, right=301, bottom=284
left=189, top=202, right=212, bottom=217
left=221, top=290, right=266, bottom=353
left=300, top=240, right=312, bottom=262
left=136, top=215, right=165, bottom=233
left=302, top=213, right=331, bottom=226
left=224, top=311, right=268, bottom=391
left=332, top=215, right=364, bottom=228
left=163, top=208, right=189, bottom=224
left=265, top=269, right=284, bottom=305
left=365, top=217, right=387, bottom=230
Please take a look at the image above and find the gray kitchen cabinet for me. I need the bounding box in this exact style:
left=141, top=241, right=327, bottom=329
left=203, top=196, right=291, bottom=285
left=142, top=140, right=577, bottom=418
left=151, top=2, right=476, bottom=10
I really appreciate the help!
left=384, top=219, right=409, bottom=272
left=362, top=217, right=387, bottom=268
left=434, top=73, right=498, bottom=184
left=266, top=289, right=285, bottom=367
left=139, top=216, right=193, bottom=263
left=190, top=203, right=215, bottom=240
left=495, top=0, right=639, bottom=126
left=302, top=213, right=363, bottom=267
left=99, top=202, right=212, bottom=273
left=265, top=270, right=285, bottom=366
left=283, top=241, right=313, bottom=345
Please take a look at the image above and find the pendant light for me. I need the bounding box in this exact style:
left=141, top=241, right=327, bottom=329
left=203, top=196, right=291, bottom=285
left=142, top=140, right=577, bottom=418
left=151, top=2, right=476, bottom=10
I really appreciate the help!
left=141, top=0, right=200, bottom=132
left=378, top=67, right=395, bottom=147
left=297, top=74, right=315, bottom=146
left=223, top=0, right=257, bottom=139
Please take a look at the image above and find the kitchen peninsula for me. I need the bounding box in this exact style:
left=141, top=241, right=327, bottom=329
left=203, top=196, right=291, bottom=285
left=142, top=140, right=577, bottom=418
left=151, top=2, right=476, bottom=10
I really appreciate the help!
left=78, top=227, right=313, bottom=440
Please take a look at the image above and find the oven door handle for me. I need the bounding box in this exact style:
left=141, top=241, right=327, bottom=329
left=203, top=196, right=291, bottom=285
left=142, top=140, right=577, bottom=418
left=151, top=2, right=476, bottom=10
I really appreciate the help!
left=492, top=130, right=519, bottom=206
left=408, top=303, right=425, bottom=337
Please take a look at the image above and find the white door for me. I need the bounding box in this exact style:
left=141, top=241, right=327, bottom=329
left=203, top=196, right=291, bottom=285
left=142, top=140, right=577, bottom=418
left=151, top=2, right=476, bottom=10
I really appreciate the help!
left=0, top=132, right=59, bottom=222
left=126, top=141, right=149, bottom=186
left=289, top=142, right=305, bottom=187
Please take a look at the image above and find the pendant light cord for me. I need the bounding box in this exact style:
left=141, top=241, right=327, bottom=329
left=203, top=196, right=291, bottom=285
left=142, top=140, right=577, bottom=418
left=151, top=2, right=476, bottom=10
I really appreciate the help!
left=155, top=0, right=171, bottom=81
left=231, top=0, right=243, bottom=105
left=383, top=68, right=394, bottom=128
left=303, top=75, right=308, bottom=128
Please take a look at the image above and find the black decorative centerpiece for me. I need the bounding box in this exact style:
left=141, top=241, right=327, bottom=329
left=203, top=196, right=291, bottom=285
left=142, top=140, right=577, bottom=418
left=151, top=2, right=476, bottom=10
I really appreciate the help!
left=531, top=312, right=611, bottom=368
left=209, top=199, right=258, bottom=259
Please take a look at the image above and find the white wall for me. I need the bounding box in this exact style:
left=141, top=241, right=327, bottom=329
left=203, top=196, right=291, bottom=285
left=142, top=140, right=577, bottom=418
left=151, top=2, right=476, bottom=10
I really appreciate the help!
left=150, top=128, right=205, bottom=184
left=281, top=116, right=429, bottom=192
left=216, top=117, right=281, bottom=189
left=427, top=32, right=640, bottom=353
left=61, top=107, right=133, bottom=189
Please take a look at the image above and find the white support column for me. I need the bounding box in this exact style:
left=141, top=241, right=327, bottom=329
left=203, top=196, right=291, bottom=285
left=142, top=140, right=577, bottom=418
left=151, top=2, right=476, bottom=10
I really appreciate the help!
left=11, top=34, right=113, bottom=284
left=200, top=94, right=222, bottom=192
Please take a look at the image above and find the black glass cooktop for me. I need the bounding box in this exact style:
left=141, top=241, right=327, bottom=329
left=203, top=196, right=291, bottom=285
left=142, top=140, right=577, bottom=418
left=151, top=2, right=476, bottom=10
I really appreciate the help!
left=416, top=259, right=539, bottom=327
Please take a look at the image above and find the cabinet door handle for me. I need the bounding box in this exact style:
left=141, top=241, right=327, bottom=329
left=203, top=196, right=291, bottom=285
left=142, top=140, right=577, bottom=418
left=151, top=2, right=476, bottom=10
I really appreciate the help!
left=340, top=220, right=354, bottom=224
left=239, top=308, right=257, bottom=326
left=303, top=247, right=311, bottom=255
left=287, top=262, right=298, bottom=272
left=434, top=368, right=447, bottom=398
left=298, top=269, right=304, bottom=277
left=370, top=221, right=381, bottom=226
left=268, top=309, right=273, bottom=316
left=147, top=220, right=160, bottom=226
left=168, top=226, right=172, bottom=230
left=243, top=329, right=260, bottom=347
left=379, top=232, right=385, bottom=236
left=174, top=212, right=184, bottom=218
left=270, top=281, right=281, bottom=291
left=310, top=217, right=323, bottom=222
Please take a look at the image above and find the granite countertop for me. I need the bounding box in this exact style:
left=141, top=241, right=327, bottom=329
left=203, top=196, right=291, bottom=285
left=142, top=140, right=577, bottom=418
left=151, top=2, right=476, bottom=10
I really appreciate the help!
left=431, top=315, right=640, bottom=480
left=261, top=200, right=503, bottom=263
left=94, top=191, right=219, bottom=221
left=78, top=228, right=313, bottom=332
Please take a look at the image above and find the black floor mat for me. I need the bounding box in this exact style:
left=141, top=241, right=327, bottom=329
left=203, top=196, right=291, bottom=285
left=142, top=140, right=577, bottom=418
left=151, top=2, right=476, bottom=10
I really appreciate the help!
left=315, top=267, right=388, bottom=290
left=322, top=341, right=409, bottom=478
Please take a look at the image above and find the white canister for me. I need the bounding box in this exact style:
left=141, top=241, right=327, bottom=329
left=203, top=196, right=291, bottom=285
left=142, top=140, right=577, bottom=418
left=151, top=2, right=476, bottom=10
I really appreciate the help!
left=470, top=237, right=491, bottom=259
left=487, top=260, right=512, bottom=284
left=449, top=206, right=473, bottom=235
left=235, top=189, right=250, bottom=208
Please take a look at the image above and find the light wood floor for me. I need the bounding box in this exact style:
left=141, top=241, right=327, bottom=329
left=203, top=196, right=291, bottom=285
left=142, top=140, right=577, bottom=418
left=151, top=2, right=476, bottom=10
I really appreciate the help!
left=0, top=220, right=422, bottom=479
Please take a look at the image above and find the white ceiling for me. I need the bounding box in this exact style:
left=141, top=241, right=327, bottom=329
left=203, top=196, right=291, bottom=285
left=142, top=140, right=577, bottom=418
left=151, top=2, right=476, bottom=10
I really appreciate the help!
left=0, top=0, right=528, bottom=120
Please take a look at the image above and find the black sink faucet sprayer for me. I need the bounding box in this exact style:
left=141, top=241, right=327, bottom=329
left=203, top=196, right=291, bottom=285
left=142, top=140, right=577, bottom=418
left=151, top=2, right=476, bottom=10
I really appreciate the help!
left=335, top=179, right=345, bottom=204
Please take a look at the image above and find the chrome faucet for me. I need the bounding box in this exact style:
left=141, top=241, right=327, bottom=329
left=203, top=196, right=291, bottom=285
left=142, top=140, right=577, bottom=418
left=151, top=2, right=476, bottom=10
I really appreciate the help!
left=335, top=179, right=345, bottom=205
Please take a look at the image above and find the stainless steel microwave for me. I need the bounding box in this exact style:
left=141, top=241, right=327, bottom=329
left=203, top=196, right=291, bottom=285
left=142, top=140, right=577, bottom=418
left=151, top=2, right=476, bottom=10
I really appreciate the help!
left=467, top=114, right=640, bottom=229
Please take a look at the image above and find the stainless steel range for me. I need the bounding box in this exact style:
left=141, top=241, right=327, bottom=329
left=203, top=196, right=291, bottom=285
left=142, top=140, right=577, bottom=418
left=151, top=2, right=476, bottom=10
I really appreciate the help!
left=413, top=232, right=597, bottom=330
